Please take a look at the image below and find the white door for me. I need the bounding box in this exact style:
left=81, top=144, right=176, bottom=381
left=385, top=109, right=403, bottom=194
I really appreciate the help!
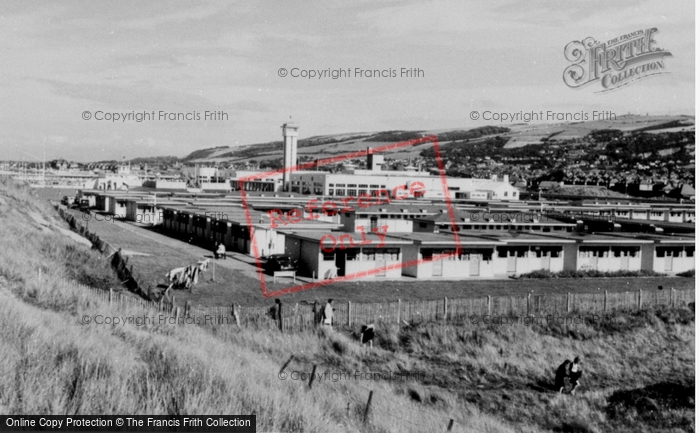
left=432, top=256, right=443, bottom=276
left=469, top=254, right=480, bottom=276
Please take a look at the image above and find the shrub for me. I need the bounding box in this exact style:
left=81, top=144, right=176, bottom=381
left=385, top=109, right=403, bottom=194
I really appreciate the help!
left=519, top=269, right=667, bottom=279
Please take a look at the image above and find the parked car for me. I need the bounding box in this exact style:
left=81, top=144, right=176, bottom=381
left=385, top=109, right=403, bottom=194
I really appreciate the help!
left=263, top=254, right=298, bottom=274
left=61, top=195, right=75, bottom=206
left=78, top=198, right=90, bottom=212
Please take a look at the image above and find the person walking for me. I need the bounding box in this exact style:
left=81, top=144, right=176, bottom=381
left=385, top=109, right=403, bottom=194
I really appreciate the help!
left=312, top=300, right=323, bottom=327
left=360, top=324, right=375, bottom=349
left=554, top=359, right=571, bottom=393
left=217, top=242, right=227, bottom=260
left=569, top=357, right=583, bottom=395
left=323, top=299, right=334, bottom=327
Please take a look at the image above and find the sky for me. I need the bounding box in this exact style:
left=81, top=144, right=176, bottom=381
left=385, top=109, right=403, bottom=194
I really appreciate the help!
left=0, top=0, right=694, bottom=162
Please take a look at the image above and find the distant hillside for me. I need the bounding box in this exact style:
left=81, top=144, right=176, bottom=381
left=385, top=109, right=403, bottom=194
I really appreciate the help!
left=95, top=156, right=181, bottom=165
left=179, top=114, right=693, bottom=165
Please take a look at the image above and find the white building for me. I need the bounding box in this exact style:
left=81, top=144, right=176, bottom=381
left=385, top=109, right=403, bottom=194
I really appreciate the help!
left=289, top=171, right=519, bottom=200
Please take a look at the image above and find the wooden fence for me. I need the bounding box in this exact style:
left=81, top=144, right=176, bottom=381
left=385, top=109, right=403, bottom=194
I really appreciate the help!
left=55, top=205, right=147, bottom=297
left=73, top=281, right=695, bottom=334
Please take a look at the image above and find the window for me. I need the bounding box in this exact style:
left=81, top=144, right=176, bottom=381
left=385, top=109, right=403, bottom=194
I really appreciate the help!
left=346, top=248, right=360, bottom=261
left=347, top=189, right=357, bottom=196
left=383, top=248, right=400, bottom=260
left=504, top=191, right=508, bottom=197
left=322, top=252, right=335, bottom=261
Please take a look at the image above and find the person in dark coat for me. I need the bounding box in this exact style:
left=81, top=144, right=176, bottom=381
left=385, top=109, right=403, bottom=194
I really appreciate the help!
left=269, top=298, right=282, bottom=320
left=360, top=324, right=375, bottom=348
left=554, top=359, right=571, bottom=393
left=312, top=300, right=323, bottom=326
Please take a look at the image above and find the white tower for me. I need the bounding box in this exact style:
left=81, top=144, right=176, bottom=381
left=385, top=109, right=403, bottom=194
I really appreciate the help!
left=281, top=122, right=299, bottom=192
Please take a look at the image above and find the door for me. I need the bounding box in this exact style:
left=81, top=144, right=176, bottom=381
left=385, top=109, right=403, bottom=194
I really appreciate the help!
left=335, top=251, right=346, bottom=277
left=432, top=256, right=443, bottom=276
left=370, top=217, right=378, bottom=231
left=376, top=252, right=386, bottom=277
left=469, top=254, right=480, bottom=276
left=620, top=253, right=629, bottom=271
left=541, top=253, right=551, bottom=270
left=664, top=253, right=673, bottom=272
left=507, top=253, right=516, bottom=273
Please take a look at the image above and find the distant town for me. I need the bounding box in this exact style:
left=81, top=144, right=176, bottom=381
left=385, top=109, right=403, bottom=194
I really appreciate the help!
left=2, top=115, right=695, bottom=201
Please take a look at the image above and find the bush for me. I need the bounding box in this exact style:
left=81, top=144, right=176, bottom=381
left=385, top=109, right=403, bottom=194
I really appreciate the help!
left=519, top=269, right=667, bottom=279
left=676, top=269, right=695, bottom=278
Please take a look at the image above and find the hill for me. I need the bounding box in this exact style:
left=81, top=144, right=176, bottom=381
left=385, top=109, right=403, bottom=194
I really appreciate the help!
left=180, top=115, right=693, bottom=165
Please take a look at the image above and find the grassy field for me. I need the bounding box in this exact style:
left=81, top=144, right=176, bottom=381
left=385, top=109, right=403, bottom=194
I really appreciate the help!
left=1, top=179, right=695, bottom=432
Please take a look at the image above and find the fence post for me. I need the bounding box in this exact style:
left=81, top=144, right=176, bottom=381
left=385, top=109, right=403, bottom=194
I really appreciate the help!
left=109, top=288, right=113, bottom=306
left=527, top=293, right=531, bottom=316
left=443, top=297, right=448, bottom=321
left=347, top=301, right=352, bottom=327
left=671, top=287, right=675, bottom=307
left=447, top=419, right=455, bottom=432
left=308, top=365, right=317, bottom=389
left=487, top=296, right=491, bottom=316
left=175, top=307, right=181, bottom=323
left=279, top=355, right=294, bottom=377
left=397, top=299, right=401, bottom=324
left=604, top=291, right=608, bottom=313
left=638, top=289, right=643, bottom=310
left=231, top=303, right=241, bottom=329
left=278, top=302, right=284, bottom=332
left=567, top=292, right=571, bottom=313
left=363, top=390, right=374, bottom=424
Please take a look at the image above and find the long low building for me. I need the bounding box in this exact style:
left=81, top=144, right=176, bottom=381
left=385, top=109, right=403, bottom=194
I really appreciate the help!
left=282, top=230, right=411, bottom=280
left=281, top=229, right=695, bottom=280
left=160, top=205, right=342, bottom=257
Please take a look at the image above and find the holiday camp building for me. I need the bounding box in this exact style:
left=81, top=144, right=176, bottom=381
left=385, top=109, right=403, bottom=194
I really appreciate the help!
left=282, top=230, right=411, bottom=280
